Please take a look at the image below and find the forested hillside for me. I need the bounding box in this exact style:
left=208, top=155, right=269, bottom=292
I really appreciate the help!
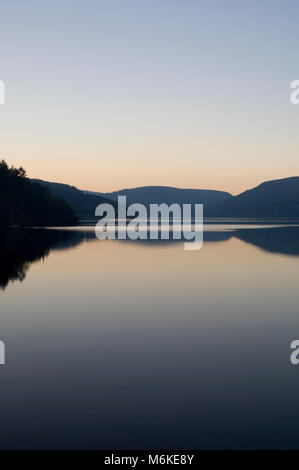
left=0, top=160, right=77, bottom=226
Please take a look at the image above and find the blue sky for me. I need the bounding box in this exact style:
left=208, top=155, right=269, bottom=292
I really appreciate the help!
left=0, top=0, right=298, bottom=193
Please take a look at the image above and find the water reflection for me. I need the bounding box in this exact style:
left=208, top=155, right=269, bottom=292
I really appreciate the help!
left=0, top=225, right=299, bottom=291
left=1, top=223, right=299, bottom=449
left=0, top=228, right=90, bottom=290
left=235, top=226, right=299, bottom=256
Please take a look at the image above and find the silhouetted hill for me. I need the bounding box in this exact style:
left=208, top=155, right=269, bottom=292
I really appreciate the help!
left=207, top=177, right=299, bottom=217
left=32, top=179, right=117, bottom=218
left=0, top=161, right=77, bottom=226
left=85, top=185, right=232, bottom=208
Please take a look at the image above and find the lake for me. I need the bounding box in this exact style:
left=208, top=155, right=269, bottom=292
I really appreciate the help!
left=0, top=223, right=299, bottom=449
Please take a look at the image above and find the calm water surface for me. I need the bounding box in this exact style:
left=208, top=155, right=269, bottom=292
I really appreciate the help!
left=0, top=224, right=299, bottom=449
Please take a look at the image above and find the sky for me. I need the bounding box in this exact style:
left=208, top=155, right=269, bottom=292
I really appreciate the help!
left=0, top=0, right=298, bottom=195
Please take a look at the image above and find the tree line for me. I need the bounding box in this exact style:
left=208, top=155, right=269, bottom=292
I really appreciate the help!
left=0, top=160, right=78, bottom=226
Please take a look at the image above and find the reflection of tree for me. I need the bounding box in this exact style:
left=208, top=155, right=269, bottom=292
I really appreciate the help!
left=0, top=228, right=87, bottom=290
left=1, top=225, right=299, bottom=291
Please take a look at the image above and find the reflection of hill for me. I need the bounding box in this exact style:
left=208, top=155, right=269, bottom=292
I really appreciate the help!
left=115, top=225, right=299, bottom=255
left=1, top=225, right=299, bottom=290
left=233, top=226, right=299, bottom=256
left=0, top=228, right=87, bottom=290
left=116, top=230, right=233, bottom=246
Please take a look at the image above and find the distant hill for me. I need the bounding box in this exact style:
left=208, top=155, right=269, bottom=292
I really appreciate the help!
left=29, top=177, right=299, bottom=220
left=207, top=177, right=299, bottom=217
left=84, top=185, right=232, bottom=208
left=32, top=179, right=117, bottom=218
left=0, top=161, right=77, bottom=226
